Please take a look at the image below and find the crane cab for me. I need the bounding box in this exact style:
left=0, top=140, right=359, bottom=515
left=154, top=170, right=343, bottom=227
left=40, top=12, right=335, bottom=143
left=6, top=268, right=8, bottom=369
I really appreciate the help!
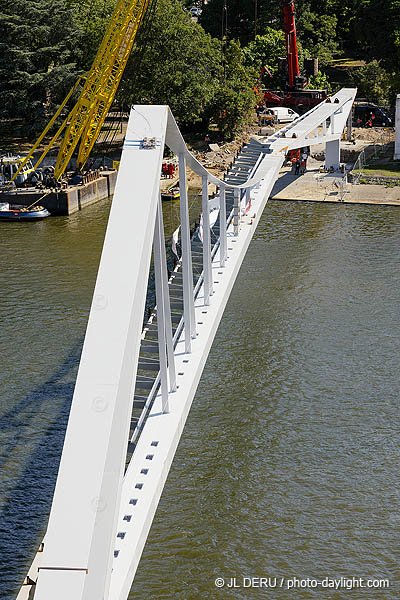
left=0, top=156, right=35, bottom=186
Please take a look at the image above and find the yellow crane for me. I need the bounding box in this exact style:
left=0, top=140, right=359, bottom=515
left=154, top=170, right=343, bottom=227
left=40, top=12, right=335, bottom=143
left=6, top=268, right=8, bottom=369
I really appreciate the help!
left=12, top=0, right=150, bottom=182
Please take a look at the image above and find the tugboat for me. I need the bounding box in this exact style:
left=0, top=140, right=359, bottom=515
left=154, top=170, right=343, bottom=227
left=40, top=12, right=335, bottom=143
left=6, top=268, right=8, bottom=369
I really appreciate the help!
left=0, top=203, right=51, bottom=221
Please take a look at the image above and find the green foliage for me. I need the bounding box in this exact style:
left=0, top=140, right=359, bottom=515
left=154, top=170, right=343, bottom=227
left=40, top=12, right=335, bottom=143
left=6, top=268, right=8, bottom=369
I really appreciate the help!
left=65, top=0, right=116, bottom=70
left=180, top=0, right=195, bottom=9
left=243, top=29, right=309, bottom=88
left=307, top=70, right=332, bottom=93
left=353, top=0, right=400, bottom=73
left=348, top=60, right=392, bottom=105
left=119, top=0, right=255, bottom=136
left=0, top=0, right=397, bottom=145
left=0, top=0, right=81, bottom=131
left=120, top=0, right=222, bottom=128
left=199, top=0, right=275, bottom=45
left=294, top=3, right=338, bottom=65
left=243, top=29, right=287, bottom=84
left=199, top=0, right=288, bottom=45
left=209, top=40, right=256, bottom=138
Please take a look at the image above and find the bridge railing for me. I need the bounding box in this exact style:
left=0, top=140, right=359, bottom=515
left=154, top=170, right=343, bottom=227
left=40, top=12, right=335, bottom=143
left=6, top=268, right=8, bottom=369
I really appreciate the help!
left=130, top=142, right=264, bottom=451
left=352, top=129, right=393, bottom=184
left=17, top=91, right=356, bottom=600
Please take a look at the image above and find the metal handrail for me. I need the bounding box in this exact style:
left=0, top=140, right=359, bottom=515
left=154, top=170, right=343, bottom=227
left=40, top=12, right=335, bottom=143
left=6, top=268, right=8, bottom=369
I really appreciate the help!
left=129, top=146, right=264, bottom=450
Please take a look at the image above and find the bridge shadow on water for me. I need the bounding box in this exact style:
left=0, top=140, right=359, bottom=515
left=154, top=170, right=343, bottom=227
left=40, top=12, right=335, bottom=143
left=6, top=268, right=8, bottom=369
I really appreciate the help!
left=0, top=340, right=84, bottom=600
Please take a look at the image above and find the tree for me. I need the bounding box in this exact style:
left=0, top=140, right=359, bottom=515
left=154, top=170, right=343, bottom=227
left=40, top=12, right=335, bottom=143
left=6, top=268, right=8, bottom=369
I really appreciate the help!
left=348, top=60, right=392, bottom=105
left=119, top=0, right=256, bottom=136
left=243, top=28, right=288, bottom=88
left=307, top=70, right=332, bottom=93
left=243, top=28, right=308, bottom=88
left=353, top=0, right=400, bottom=74
left=65, top=0, right=116, bottom=70
left=0, top=0, right=82, bottom=132
left=294, top=2, right=338, bottom=66
left=208, top=40, right=257, bottom=138
left=119, top=0, right=222, bottom=128
left=199, top=0, right=282, bottom=46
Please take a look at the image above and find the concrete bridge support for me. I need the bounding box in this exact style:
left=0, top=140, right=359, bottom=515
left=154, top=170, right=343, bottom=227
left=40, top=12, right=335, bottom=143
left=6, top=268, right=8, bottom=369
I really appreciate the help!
left=325, top=138, right=341, bottom=170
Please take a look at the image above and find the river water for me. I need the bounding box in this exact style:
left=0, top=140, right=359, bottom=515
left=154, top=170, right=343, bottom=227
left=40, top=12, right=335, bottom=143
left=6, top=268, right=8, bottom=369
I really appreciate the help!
left=0, top=197, right=399, bottom=599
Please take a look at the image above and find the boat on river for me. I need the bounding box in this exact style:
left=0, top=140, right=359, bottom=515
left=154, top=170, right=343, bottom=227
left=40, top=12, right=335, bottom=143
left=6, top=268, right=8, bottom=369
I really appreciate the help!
left=0, top=203, right=51, bottom=221
left=161, top=183, right=180, bottom=201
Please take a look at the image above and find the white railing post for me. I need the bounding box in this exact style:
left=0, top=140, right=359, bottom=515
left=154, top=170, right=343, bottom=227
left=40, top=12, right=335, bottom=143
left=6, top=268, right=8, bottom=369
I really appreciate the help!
left=219, top=184, right=227, bottom=267
left=202, top=175, right=212, bottom=305
left=245, top=187, right=251, bottom=213
left=153, top=198, right=169, bottom=413
left=233, top=187, right=240, bottom=236
left=179, top=153, right=196, bottom=352
left=156, top=196, right=177, bottom=392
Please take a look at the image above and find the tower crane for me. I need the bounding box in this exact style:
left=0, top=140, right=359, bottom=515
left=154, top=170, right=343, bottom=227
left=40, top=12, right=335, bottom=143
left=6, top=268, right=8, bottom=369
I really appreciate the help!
left=12, top=0, right=151, bottom=183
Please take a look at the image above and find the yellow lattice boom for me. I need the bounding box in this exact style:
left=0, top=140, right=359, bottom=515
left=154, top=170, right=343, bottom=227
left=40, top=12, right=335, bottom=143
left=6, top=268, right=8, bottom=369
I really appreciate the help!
left=56, top=0, right=150, bottom=179
left=12, top=0, right=149, bottom=183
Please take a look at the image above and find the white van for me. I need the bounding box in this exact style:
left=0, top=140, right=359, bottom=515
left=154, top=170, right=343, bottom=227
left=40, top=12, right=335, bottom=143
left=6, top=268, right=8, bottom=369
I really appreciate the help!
left=259, top=107, right=299, bottom=124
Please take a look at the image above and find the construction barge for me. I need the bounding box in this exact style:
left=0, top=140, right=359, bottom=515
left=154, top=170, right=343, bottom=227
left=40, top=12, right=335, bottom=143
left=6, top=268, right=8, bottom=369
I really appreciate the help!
left=0, top=169, right=118, bottom=216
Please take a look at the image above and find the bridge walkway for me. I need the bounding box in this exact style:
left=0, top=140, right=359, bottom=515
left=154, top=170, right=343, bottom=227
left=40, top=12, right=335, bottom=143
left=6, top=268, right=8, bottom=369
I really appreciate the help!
left=17, top=90, right=356, bottom=600
left=127, top=138, right=265, bottom=460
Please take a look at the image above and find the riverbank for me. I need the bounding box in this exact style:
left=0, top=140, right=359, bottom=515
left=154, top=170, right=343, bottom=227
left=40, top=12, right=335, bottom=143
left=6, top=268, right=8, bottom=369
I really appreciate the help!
left=187, top=124, right=398, bottom=206
left=271, top=157, right=400, bottom=206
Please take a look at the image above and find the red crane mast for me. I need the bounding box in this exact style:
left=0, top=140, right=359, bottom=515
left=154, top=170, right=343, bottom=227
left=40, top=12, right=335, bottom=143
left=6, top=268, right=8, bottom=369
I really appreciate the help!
left=282, top=0, right=301, bottom=89
left=261, top=0, right=327, bottom=110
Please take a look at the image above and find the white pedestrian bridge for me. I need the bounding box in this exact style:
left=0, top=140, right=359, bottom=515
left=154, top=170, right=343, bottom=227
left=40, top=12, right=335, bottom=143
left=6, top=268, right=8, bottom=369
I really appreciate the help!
left=17, top=88, right=356, bottom=600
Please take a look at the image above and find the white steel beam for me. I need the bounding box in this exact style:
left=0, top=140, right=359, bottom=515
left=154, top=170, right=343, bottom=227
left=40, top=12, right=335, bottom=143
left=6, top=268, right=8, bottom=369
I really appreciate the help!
left=219, top=185, right=227, bottom=268
left=233, top=188, right=240, bottom=236
left=108, top=154, right=284, bottom=600
left=153, top=198, right=170, bottom=413
left=178, top=153, right=196, bottom=351
left=201, top=174, right=212, bottom=304
left=260, top=88, right=357, bottom=159
left=325, top=138, right=341, bottom=170
left=32, top=106, right=168, bottom=600
left=17, top=91, right=357, bottom=600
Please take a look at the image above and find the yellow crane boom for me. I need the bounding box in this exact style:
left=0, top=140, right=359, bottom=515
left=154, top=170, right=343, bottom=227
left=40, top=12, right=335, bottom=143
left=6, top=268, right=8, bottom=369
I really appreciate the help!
left=12, top=0, right=150, bottom=182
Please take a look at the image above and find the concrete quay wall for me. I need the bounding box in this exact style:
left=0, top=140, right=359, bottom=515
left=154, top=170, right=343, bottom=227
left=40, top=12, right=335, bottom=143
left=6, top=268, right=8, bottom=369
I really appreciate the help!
left=52, top=170, right=118, bottom=215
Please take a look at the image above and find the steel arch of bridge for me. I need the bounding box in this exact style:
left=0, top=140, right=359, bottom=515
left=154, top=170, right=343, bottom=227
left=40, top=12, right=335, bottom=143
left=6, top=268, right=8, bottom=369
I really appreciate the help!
left=17, top=89, right=356, bottom=600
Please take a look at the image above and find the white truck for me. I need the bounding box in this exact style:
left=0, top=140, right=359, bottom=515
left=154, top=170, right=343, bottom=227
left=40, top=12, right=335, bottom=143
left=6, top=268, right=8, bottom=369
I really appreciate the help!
left=259, top=107, right=300, bottom=125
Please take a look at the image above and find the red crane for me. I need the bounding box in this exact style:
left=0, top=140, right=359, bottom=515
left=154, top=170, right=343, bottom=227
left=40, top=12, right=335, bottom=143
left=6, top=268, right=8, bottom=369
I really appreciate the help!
left=282, top=0, right=304, bottom=89
left=262, top=0, right=327, bottom=110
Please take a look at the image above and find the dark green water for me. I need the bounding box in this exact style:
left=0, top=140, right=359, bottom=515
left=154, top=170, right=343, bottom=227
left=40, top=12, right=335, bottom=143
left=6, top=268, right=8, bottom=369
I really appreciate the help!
left=0, top=198, right=399, bottom=599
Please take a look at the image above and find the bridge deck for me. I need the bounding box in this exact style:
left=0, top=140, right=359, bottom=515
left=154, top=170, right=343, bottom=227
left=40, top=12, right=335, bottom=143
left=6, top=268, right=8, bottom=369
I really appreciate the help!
left=17, top=89, right=356, bottom=600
